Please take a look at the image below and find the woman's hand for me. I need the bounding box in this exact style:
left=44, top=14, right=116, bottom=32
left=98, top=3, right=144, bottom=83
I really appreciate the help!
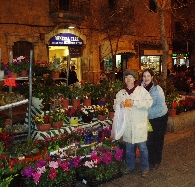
left=120, top=101, right=125, bottom=108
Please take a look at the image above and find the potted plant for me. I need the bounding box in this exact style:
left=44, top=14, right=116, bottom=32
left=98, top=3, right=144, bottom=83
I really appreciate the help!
left=21, top=158, right=77, bottom=187
left=66, top=106, right=82, bottom=125
left=51, top=108, right=66, bottom=129
left=48, top=56, right=61, bottom=78
left=69, top=83, right=84, bottom=107
left=81, top=105, right=95, bottom=123
left=94, top=105, right=109, bottom=121
left=32, top=112, right=52, bottom=132
left=58, top=83, right=71, bottom=108
left=165, top=91, right=180, bottom=117
left=76, top=141, right=125, bottom=185
left=82, top=82, right=94, bottom=106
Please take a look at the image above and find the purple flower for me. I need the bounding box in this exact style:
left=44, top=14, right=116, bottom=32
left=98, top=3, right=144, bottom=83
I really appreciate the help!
left=114, top=148, right=123, bottom=161
left=21, top=166, right=35, bottom=178
left=35, top=160, right=47, bottom=168
left=72, top=156, right=82, bottom=168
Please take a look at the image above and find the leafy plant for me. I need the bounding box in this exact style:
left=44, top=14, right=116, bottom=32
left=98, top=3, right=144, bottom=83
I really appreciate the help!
left=33, top=113, right=52, bottom=125
left=69, top=84, right=84, bottom=99
left=58, top=83, right=71, bottom=99
left=51, top=108, right=66, bottom=122
left=66, top=106, right=82, bottom=118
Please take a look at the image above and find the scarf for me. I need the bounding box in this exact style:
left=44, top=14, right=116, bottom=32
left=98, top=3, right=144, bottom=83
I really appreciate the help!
left=124, top=81, right=139, bottom=95
left=142, top=82, right=153, bottom=92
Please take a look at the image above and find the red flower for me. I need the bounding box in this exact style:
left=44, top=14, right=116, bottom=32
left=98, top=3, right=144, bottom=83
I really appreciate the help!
left=172, top=102, right=178, bottom=109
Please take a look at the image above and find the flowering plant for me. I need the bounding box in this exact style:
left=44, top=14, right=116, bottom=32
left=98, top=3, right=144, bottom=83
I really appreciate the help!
left=32, top=113, right=52, bottom=125
left=77, top=145, right=125, bottom=182
left=81, top=105, right=95, bottom=118
left=21, top=158, right=77, bottom=187
left=165, top=92, right=180, bottom=109
left=5, top=56, right=25, bottom=75
left=94, top=105, right=109, bottom=116
left=51, top=108, right=66, bottom=122
left=66, top=106, right=82, bottom=118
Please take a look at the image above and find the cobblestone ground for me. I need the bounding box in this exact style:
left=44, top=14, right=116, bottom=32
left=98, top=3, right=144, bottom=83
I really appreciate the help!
left=76, top=127, right=195, bottom=187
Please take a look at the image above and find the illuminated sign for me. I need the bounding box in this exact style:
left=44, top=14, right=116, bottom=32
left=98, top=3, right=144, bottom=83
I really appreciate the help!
left=49, top=33, right=83, bottom=46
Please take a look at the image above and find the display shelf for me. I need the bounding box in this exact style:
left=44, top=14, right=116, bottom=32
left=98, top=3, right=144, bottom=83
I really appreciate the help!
left=0, top=99, right=28, bottom=111
left=0, top=77, right=29, bottom=81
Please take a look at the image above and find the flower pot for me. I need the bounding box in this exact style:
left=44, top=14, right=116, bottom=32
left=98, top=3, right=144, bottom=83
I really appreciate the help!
left=82, top=115, right=92, bottom=123
left=169, top=109, right=176, bottom=117
left=97, top=115, right=106, bottom=121
left=20, top=70, right=28, bottom=77
left=108, top=111, right=115, bottom=120
left=5, top=118, right=11, bottom=126
left=36, top=124, right=51, bottom=132
left=9, top=72, right=18, bottom=78
left=0, top=70, right=4, bottom=79
left=32, top=97, right=43, bottom=109
left=51, top=72, right=60, bottom=78
left=52, top=121, right=63, bottom=129
left=69, top=117, right=79, bottom=125
left=62, top=99, right=69, bottom=108
left=72, top=99, right=80, bottom=108
left=83, top=98, right=91, bottom=106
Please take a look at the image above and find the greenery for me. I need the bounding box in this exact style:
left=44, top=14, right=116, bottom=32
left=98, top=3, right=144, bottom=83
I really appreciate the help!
left=69, top=83, right=84, bottom=99
left=48, top=56, right=61, bottom=72
left=94, top=105, right=109, bottom=116
left=0, top=173, right=16, bottom=187
left=32, top=113, right=52, bottom=125
left=51, top=108, right=66, bottom=122
left=165, top=92, right=180, bottom=109
left=58, top=83, right=71, bottom=99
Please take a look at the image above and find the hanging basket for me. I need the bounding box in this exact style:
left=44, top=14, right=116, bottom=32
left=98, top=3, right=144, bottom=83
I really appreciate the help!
left=36, top=124, right=51, bottom=132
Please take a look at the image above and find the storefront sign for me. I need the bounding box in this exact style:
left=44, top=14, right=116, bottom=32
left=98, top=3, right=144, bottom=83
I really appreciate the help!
left=49, top=33, right=83, bottom=46
left=68, top=46, right=82, bottom=57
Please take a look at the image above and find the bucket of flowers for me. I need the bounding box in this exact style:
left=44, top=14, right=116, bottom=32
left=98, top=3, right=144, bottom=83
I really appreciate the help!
left=66, top=106, right=82, bottom=125
left=32, top=112, right=52, bottom=131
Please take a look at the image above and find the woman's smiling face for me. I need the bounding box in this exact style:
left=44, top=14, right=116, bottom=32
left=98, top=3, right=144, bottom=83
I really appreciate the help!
left=142, top=71, right=153, bottom=85
left=125, top=75, right=135, bottom=86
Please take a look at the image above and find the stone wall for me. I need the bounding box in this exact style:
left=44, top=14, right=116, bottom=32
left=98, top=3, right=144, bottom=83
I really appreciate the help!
left=166, top=110, right=195, bottom=132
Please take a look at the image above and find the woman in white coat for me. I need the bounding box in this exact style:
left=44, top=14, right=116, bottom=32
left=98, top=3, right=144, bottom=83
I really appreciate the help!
left=114, top=69, right=153, bottom=177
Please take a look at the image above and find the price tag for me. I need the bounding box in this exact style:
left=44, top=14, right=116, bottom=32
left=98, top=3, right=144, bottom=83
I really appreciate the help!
left=4, top=78, right=16, bottom=86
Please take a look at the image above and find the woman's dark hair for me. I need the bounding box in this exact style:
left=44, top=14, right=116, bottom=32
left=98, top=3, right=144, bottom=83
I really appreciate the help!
left=141, top=68, right=158, bottom=85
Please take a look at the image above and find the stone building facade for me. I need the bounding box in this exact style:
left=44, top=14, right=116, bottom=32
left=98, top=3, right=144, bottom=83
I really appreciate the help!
left=0, top=0, right=173, bottom=83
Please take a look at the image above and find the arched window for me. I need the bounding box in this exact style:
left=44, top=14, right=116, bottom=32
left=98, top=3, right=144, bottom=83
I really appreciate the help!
left=12, top=41, right=33, bottom=59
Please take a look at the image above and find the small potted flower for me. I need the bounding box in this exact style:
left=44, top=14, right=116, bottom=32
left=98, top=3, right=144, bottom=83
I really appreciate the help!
left=32, top=112, right=52, bottom=131
left=21, top=158, right=77, bottom=187
left=66, top=106, right=82, bottom=125
left=94, top=105, right=109, bottom=121
left=81, top=105, right=95, bottom=123
left=165, top=91, right=180, bottom=117
left=58, top=83, right=71, bottom=108
left=51, top=108, right=66, bottom=129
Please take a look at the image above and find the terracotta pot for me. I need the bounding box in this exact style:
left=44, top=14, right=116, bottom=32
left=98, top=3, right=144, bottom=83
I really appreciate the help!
left=83, top=98, right=91, bottom=106
left=62, top=99, right=69, bottom=108
left=52, top=121, right=63, bottom=129
left=169, top=109, right=176, bottom=117
left=9, top=72, right=18, bottom=78
left=51, top=72, right=60, bottom=78
left=72, top=98, right=80, bottom=108
left=20, top=70, right=28, bottom=77
left=97, top=115, right=106, bottom=121
left=108, top=111, right=115, bottom=120
left=36, top=124, right=51, bottom=132
left=5, top=119, right=11, bottom=126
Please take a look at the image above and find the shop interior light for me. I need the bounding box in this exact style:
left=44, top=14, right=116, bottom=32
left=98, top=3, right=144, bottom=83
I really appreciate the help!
left=68, top=26, right=75, bottom=29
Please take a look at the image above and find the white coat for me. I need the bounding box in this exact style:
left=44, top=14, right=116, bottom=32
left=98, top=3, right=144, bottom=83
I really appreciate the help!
left=113, top=86, right=153, bottom=144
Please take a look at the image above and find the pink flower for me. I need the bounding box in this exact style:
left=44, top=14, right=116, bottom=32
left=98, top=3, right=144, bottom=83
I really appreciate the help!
left=59, top=161, right=70, bottom=171
left=32, top=172, right=41, bottom=184
left=49, top=161, right=59, bottom=169
left=37, top=166, right=46, bottom=174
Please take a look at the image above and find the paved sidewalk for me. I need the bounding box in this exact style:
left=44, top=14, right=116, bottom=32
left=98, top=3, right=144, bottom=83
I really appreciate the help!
left=77, top=126, right=195, bottom=187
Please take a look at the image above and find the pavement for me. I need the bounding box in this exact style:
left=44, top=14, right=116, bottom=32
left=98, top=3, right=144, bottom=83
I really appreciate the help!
left=76, top=126, right=195, bottom=187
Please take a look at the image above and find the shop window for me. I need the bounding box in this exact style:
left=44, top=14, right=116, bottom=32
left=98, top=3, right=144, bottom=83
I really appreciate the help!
left=149, top=0, right=157, bottom=13
left=59, top=0, right=70, bottom=11
left=12, top=41, right=33, bottom=59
